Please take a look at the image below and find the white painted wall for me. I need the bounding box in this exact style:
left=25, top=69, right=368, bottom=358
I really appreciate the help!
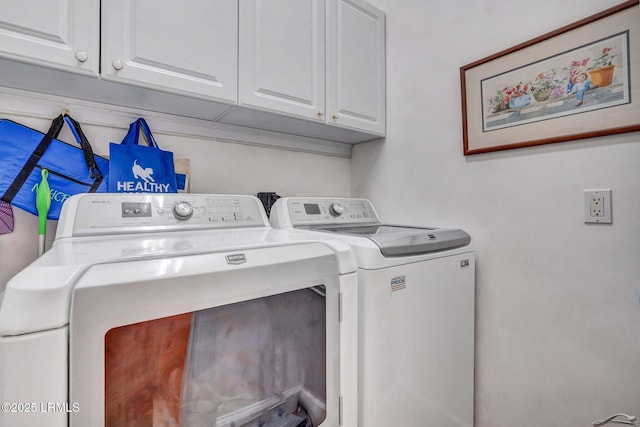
left=0, top=106, right=350, bottom=290
left=354, top=0, right=640, bottom=425
left=2, top=2, right=639, bottom=425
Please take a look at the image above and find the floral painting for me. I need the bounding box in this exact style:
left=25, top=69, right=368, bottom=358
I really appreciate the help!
left=461, top=1, right=640, bottom=155
left=481, top=31, right=630, bottom=132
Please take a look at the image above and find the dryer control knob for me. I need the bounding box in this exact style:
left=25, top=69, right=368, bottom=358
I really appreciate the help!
left=173, top=201, right=194, bottom=220
left=329, top=202, right=345, bottom=217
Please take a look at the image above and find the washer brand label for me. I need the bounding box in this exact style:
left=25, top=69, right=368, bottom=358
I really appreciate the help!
left=460, top=259, right=470, bottom=268
left=226, top=254, right=246, bottom=265
left=390, top=274, right=406, bottom=292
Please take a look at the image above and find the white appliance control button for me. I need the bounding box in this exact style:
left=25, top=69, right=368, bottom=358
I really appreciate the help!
left=173, top=201, right=194, bottom=220
left=329, top=202, right=345, bottom=217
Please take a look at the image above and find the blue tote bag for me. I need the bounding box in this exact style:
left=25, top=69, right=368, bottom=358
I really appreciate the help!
left=108, top=118, right=178, bottom=193
left=0, top=114, right=108, bottom=220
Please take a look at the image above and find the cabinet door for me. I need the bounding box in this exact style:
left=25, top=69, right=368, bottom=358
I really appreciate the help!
left=101, top=0, right=238, bottom=104
left=0, top=0, right=99, bottom=75
left=326, top=0, right=386, bottom=135
left=238, top=0, right=325, bottom=121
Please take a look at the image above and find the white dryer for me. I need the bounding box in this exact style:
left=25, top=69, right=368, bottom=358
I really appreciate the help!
left=0, top=193, right=358, bottom=427
left=270, top=197, right=476, bottom=427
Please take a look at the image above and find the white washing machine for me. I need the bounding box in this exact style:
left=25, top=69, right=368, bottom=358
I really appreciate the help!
left=270, top=197, right=476, bottom=427
left=0, top=193, right=358, bottom=427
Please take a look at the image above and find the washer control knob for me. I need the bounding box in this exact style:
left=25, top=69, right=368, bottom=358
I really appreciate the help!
left=329, top=202, right=345, bottom=217
left=173, top=201, right=194, bottom=220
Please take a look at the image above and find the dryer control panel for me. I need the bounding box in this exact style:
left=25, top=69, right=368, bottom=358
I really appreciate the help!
left=57, top=194, right=270, bottom=237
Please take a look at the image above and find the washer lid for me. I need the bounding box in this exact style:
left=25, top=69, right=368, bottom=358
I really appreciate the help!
left=306, top=224, right=471, bottom=257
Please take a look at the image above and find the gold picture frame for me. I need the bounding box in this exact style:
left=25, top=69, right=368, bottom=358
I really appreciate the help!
left=460, top=0, right=640, bottom=155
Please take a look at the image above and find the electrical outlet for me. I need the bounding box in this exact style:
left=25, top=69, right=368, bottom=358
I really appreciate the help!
left=590, top=194, right=605, bottom=217
left=584, top=189, right=612, bottom=224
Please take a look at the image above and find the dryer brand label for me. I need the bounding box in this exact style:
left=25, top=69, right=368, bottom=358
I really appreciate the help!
left=390, top=274, right=406, bottom=292
left=226, top=254, right=246, bottom=265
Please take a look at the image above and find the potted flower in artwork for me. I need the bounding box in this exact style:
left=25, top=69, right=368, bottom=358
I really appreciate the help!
left=531, top=70, right=559, bottom=102
left=505, top=82, right=531, bottom=109
left=588, top=46, right=616, bottom=87
left=488, top=81, right=534, bottom=112
left=488, top=89, right=509, bottom=113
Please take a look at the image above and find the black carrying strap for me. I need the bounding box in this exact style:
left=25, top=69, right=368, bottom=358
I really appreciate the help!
left=1, top=114, right=104, bottom=203
left=62, top=114, right=103, bottom=181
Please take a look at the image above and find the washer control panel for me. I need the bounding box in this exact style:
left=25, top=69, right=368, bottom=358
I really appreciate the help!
left=59, top=194, right=269, bottom=237
left=282, top=198, right=380, bottom=226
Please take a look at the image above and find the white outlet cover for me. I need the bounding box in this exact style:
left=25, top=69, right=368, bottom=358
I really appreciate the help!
left=584, top=189, right=612, bottom=224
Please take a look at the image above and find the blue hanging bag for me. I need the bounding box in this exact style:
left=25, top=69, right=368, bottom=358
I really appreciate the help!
left=0, top=114, right=108, bottom=220
left=108, top=118, right=178, bottom=193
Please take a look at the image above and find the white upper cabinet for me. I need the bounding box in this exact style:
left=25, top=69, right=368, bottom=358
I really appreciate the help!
left=327, top=0, right=386, bottom=135
left=238, top=0, right=386, bottom=135
left=101, top=0, right=238, bottom=104
left=0, top=0, right=385, bottom=143
left=238, top=0, right=326, bottom=121
left=0, top=0, right=99, bottom=75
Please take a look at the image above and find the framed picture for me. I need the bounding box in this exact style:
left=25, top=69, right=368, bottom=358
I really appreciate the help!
left=460, top=0, right=640, bottom=155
